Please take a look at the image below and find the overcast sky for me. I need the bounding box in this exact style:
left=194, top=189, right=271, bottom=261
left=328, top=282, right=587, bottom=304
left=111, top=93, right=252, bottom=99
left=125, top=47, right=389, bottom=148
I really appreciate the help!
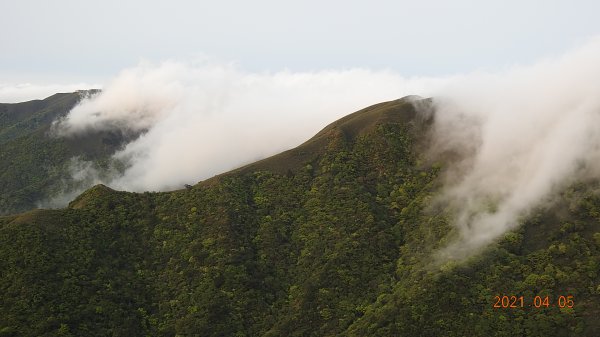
left=2, top=0, right=599, bottom=85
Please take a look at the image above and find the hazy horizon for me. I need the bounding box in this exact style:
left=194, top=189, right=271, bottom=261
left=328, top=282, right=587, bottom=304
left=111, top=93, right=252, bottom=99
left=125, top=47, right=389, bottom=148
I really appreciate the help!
left=2, top=0, right=600, bottom=103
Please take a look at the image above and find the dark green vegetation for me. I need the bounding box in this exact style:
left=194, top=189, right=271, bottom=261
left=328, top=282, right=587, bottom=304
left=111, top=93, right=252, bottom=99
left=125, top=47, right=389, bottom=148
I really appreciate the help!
left=1, top=97, right=599, bottom=336
left=0, top=91, right=133, bottom=215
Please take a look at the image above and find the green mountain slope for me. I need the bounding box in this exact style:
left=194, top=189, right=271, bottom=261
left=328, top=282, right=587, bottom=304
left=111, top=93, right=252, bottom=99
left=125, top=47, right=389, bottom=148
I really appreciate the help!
left=0, top=91, right=134, bottom=215
left=0, top=97, right=599, bottom=336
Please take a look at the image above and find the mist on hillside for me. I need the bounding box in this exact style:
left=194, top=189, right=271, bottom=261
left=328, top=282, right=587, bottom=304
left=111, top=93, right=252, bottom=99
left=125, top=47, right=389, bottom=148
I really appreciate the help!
left=427, top=37, right=600, bottom=259
left=49, top=37, right=600, bottom=258
left=51, top=63, right=445, bottom=190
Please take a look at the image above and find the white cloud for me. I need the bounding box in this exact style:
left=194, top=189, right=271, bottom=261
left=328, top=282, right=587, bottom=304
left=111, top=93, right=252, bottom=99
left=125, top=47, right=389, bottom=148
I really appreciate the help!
left=50, top=36, right=600, bottom=258
left=429, top=37, right=600, bottom=258
left=54, top=61, right=446, bottom=191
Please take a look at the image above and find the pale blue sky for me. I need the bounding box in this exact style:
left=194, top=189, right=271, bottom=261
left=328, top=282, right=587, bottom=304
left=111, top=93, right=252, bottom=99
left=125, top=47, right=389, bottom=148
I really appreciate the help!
left=1, top=0, right=599, bottom=83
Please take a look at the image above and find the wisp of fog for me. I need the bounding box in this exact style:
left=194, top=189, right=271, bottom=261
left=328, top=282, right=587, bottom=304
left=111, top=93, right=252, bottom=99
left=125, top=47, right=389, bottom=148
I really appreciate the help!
left=50, top=37, right=600, bottom=258
left=429, top=37, right=600, bottom=259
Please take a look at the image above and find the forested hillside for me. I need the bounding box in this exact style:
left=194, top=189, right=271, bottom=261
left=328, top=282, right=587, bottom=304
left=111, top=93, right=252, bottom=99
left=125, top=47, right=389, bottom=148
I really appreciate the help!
left=0, top=98, right=599, bottom=336
left=0, top=91, right=133, bottom=215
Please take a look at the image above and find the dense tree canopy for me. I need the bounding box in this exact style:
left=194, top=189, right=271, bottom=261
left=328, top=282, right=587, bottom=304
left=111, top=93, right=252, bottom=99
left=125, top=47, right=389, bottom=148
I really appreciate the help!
left=0, top=98, right=598, bottom=336
left=0, top=91, right=132, bottom=215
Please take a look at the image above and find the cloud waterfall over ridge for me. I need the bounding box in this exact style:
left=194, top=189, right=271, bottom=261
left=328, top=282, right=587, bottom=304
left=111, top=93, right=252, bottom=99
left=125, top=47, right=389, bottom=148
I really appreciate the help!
left=429, top=37, right=600, bottom=257
left=54, top=62, right=443, bottom=191
left=52, top=37, right=600, bottom=256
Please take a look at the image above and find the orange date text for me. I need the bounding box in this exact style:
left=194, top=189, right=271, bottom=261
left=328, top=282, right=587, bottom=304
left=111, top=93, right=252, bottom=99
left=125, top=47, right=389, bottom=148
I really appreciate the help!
left=493, top=295, right=574, bottom=309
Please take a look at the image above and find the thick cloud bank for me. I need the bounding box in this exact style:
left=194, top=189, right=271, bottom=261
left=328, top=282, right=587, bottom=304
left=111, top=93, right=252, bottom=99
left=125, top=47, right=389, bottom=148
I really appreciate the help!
left=50, top=37, right=600, bottom=257
left=53, top=62, right=443, bottom=191
left=430, top=37, right=600, bottom=258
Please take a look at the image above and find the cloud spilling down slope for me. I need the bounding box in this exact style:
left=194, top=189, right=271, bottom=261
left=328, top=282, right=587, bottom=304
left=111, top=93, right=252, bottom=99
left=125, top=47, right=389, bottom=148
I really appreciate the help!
left=52, top=37, right=600, bottom=256
left=430, top=37, right=600, bottom=258
left=52, top=62, right=444, bottom=191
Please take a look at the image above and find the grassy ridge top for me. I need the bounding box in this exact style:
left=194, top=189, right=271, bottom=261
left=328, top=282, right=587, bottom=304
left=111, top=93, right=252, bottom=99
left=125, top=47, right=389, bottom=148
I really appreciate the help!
left=0, top=93, right=81, bottom=142
left=205, top=96, right=425, bottom=184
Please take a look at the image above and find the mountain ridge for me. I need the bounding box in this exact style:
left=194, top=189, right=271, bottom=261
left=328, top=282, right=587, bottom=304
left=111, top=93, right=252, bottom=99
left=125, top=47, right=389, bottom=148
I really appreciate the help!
left=0, top=90, right=134, bottom=215
left=0, top=95, right=598, bottom=336
left=199, top=96, right=428, bottom=187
